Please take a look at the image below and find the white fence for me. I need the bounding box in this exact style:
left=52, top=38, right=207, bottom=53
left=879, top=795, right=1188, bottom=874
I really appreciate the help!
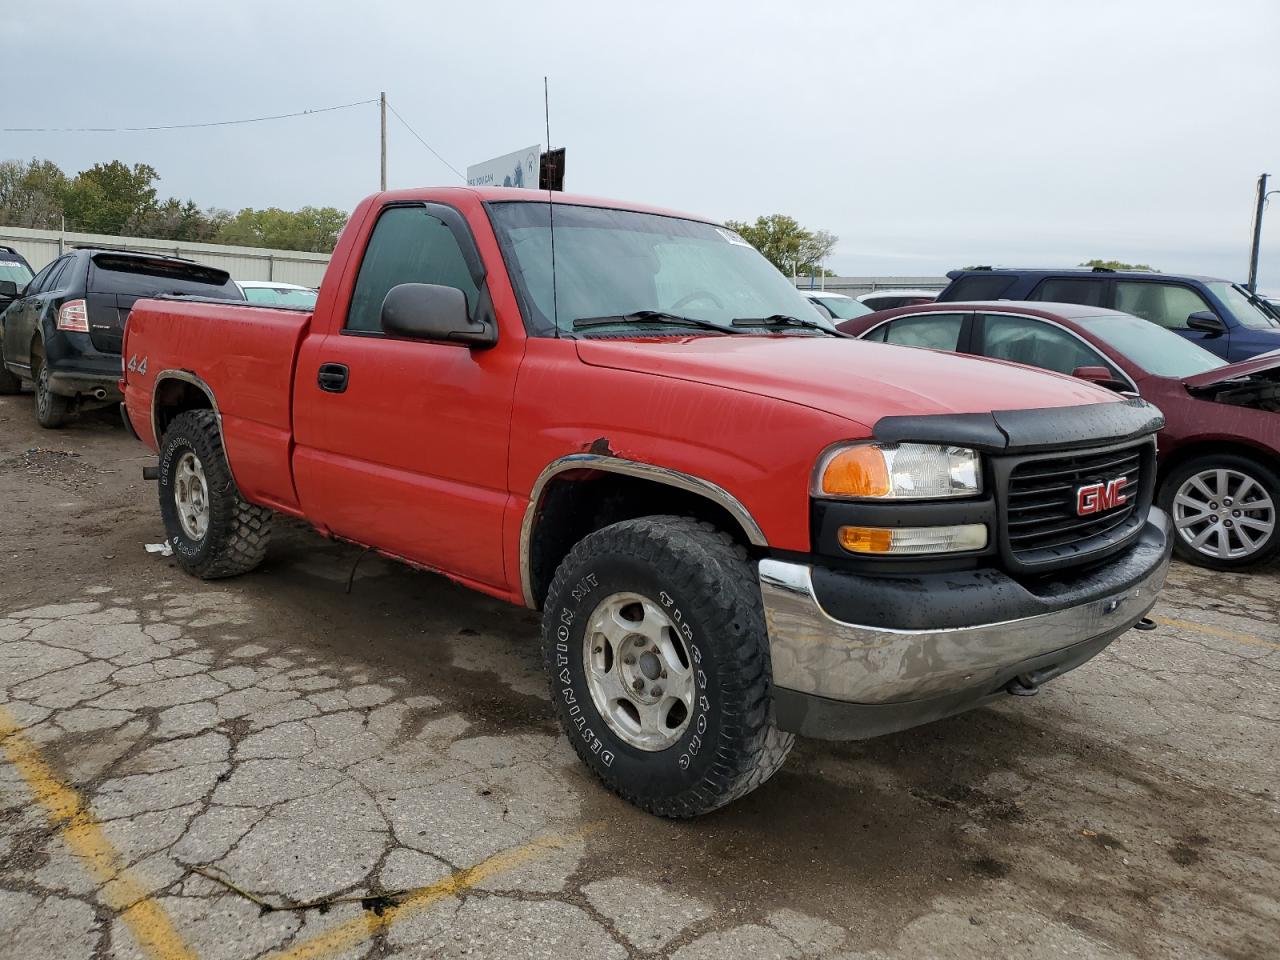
left=0, top=225, right=331, bottom=287
left=795, top=276, right=949, bottom=296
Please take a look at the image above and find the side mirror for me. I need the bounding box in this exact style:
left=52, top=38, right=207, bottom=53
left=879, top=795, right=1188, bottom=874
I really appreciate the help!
left=380, top=283, right=496, bottom=348
left=1072, top=365, right=1128, bottom=391
left=1186, top=311, right=1226, bottom=335
left=0, top=280, right=17, bottom=300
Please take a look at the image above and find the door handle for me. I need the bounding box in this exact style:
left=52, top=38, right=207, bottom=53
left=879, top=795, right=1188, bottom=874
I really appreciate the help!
left=317, top=363, right=349, bottom=393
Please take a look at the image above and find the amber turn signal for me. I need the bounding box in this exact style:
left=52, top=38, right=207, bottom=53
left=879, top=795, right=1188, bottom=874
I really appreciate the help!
left=837, top=526, right=895, bottom=553
left=818, top=446, right=891, bottom=498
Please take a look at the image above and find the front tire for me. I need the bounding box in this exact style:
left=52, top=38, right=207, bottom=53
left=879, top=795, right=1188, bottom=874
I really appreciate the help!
left=32, top=347, right=72, bottom=428
left=542, top=515, right=793, bottom=817
left=158, top=410, right=273, bottom=579
left=1159, top=453, right=1280, bottom=570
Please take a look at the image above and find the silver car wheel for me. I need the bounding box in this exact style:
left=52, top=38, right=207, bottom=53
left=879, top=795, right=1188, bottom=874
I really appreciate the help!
left=1173, top=467, right=1275, bottom=560
left=582, top=592, right=696, bottom=752
left=174, top=452, right=211, bottom=541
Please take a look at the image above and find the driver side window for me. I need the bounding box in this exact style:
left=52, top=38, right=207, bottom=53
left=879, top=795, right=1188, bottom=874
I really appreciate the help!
left=345, top=205, right=479, bottom=334
left=979, top=314, right=1115, bottom=376
left=1114, top=282, right=1213, bottom=331
left=24, top=260, right=59, bottom=296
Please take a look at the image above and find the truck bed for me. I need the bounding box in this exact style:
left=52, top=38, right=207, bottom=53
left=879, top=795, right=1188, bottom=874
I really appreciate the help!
left=122, top=298, right=313, bottom=514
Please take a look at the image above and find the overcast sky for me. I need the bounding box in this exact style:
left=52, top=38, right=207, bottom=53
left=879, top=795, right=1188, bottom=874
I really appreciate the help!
left=6, top=1, right=1280, bottom=287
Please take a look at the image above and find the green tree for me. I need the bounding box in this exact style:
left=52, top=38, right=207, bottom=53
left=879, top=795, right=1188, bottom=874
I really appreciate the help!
left=724, top=214, right=838, bottom=277
left=62, top=161, right=160, bottom=234
left=133, top=199, right=231, bottom=243
left=215, top=206, right=348, bottom=253
left=1079, top=259, right=1156, bottom=272
left=0, top=158, right=70, bottom=229
left=0, top=155, right=349, bottom=253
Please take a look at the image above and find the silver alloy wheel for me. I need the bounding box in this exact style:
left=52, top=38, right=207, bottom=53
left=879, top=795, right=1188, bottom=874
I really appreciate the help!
left=1173, top=467, right=1275, bottom=560
left=582, top=592, right=696, bottom=751
left=174, top=452, right=211, bottom=541
left=36, top=362, right=51, bottom=420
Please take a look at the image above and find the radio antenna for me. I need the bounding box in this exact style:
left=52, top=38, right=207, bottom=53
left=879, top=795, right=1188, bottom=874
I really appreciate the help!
left=545, top=75, right=560, bottom=337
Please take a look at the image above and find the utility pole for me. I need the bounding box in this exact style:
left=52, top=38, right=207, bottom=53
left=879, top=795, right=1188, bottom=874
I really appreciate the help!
left=1248, top=172, right=1269, bottom=293
left=380, top=92, right=387, bottom=191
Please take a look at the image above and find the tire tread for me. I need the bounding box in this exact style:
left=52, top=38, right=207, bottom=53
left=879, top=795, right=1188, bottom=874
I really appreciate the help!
left=542, top=515, right=793, bottom=818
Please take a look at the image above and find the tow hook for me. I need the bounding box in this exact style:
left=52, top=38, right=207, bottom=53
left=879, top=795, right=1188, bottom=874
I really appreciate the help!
left=1006, top=674, right=1040, bottom=697
left=142, top=464, right=159, bottom=481
left=1133, top=617, right=1158, bottom=632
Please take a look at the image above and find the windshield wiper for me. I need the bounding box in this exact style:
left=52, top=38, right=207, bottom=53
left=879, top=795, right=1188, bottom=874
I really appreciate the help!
left=731, top=314, right=845, bottom=336
left=572, top=311, right=737, bottom=334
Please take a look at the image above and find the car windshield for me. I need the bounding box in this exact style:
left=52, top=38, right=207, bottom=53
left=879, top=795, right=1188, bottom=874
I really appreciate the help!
left=1206, top=281, right=1280, bottom=330
left=243, top=285, right=318, bottom=308
left=0, top=257, right=33, bottom=288
left=1076, top=314, right=1227, bottom=378
left=488, top=201, right=836, bottom=336
left=809, top=295, right=871, bottom=320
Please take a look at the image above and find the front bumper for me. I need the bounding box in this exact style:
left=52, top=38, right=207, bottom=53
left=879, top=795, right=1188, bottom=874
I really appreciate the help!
left=760, top=507, right=1172, bottom=740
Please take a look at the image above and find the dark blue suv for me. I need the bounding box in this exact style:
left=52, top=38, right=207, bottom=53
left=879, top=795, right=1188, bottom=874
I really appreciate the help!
left=937, top=267, right=1280, bottom=362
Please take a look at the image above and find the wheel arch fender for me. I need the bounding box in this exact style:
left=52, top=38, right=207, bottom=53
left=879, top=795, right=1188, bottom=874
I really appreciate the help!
left=151, top=370, right=239, bottom=489
left=520, top=454, right=767, bottom=609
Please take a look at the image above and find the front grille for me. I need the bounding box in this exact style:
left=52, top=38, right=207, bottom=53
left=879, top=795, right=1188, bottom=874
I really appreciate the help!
left=1003, top=442, right=1149, bottom=568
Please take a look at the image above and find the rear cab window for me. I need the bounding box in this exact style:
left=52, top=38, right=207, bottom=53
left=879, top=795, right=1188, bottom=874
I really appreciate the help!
left=87, top=254, right=242, bottom=300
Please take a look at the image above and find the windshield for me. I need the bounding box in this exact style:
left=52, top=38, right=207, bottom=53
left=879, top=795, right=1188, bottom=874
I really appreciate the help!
left=0, top=257, right=33, bottom=289
left=809, top=295, right=872, bottom=320
left=487, top=201, right=835, bottom=336
left=1206, top=281, right=1280, bottom=330
left=1076, top=314, right=1226, bottom=378
left=242, top=285, right=318, bottom=308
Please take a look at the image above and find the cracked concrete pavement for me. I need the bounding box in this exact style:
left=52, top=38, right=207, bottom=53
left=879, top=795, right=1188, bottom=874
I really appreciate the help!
left=0, top=397, right=1277, bottom=960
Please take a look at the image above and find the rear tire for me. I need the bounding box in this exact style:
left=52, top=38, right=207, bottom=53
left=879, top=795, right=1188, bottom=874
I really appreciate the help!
left=1159, top=453, right=1280, bottom=570
left=31, top=346, right=72, bottom=428
left=158, top=410, right=272, bottom=579
left=542, top=515, right=793, bottom=818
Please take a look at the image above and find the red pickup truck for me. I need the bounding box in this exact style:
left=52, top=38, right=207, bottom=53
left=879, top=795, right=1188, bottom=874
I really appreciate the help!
left=121, top=187, right=1172, bottom=817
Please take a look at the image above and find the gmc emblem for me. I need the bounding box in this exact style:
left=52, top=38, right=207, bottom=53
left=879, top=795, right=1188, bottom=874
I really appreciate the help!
left=1077, top=477, right=1129, bottom=516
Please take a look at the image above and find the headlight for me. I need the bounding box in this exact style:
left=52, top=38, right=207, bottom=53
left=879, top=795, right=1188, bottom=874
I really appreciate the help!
left=814, top=442, right=981, bottom=500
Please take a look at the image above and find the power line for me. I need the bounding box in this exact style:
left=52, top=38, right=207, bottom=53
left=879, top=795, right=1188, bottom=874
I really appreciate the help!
left=384, top=99, right=465, bottom=181
left=2, top=98, right=378, bottom=133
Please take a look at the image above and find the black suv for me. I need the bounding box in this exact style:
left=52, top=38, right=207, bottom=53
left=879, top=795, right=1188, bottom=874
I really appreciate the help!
left=937, top=266, right=1280, bottom=362
left=0, top=247, right=243, bottom=428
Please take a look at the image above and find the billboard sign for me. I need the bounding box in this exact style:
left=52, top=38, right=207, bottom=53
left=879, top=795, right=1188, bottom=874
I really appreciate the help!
left=467, top=145, right=541, bottom=189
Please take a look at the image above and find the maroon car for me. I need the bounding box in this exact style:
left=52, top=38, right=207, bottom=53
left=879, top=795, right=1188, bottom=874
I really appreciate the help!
left=839, top=301, right=1280, bottom=570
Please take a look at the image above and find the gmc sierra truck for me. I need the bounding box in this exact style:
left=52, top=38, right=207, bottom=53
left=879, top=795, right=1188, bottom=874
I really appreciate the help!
left=121, top=187, right=1173, bottom=817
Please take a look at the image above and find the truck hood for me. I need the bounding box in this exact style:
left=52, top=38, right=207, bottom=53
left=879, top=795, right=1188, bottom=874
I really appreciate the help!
left=575, top=336, right=1119, bottom=425
left=1181, top=351, right=1280, bottom=389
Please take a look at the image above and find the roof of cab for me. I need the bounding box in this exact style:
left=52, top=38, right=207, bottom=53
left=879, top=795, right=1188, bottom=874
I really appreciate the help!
left=372, top=186, right=715, bottom=225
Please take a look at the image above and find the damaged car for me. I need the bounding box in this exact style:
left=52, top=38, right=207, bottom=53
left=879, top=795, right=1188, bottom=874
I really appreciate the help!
left=841, top=302, right=1280, bottom=569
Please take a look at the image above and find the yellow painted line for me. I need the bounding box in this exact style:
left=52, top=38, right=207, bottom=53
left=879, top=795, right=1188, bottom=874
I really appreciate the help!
left=1152, top=614, right=1280, bottom=651
left=0, top=706, right=198, bottom=960
left=269, top=825, right=599, bottom=960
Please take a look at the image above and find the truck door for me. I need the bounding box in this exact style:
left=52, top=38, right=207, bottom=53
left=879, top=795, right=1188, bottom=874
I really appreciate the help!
left=291, top=202, right=523, bottom=591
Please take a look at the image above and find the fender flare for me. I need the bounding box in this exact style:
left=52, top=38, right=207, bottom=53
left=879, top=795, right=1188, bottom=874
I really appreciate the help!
left=518, top=453, right=768, bottom=608
left=150, top=369, right=240, bottom=489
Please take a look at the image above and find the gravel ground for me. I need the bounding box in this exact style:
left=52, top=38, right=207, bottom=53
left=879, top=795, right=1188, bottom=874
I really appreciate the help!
left=0, top=393, right=1276, bottom=960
